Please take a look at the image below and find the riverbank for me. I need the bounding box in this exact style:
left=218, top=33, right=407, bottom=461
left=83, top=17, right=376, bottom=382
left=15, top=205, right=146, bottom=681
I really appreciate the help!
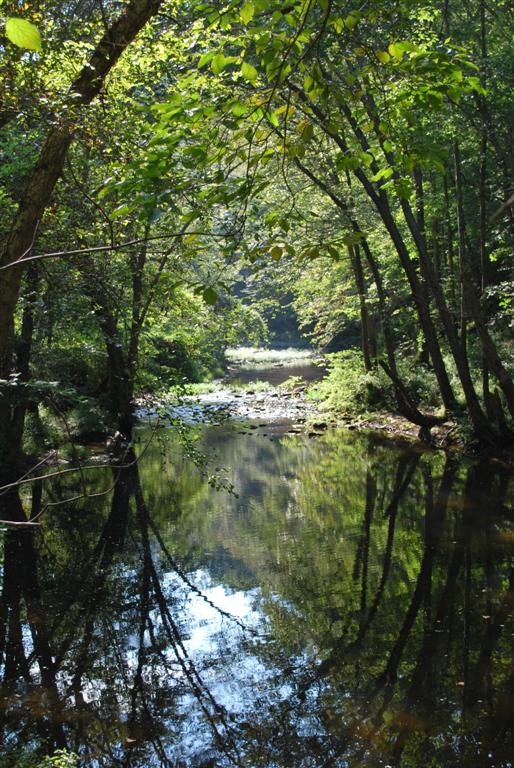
left=129, top=346, right=513, bottom=463
left=136, top=371, right=512, bottom=464
left=135, top=367, right=451, bottom=451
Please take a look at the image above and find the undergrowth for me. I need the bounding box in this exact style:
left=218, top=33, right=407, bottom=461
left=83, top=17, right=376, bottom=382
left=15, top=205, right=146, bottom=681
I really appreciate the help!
left=309, top=350, right=443, bottom=416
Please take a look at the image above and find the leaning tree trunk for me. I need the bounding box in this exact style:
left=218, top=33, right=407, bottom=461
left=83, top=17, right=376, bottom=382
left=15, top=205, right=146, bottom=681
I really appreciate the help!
left=0, top=0, right=164, bottom=374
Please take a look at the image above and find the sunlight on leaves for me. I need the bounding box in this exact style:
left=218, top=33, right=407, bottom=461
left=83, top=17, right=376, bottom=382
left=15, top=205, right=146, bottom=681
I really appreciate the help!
left=5, top=17, right=41, bottom=51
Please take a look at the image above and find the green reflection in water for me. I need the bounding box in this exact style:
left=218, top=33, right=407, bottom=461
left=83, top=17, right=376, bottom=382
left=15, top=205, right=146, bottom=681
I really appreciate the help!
left=0, top=426, right=512, bottom=768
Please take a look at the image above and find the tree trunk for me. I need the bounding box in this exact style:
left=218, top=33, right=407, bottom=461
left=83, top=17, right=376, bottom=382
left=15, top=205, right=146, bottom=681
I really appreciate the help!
left=349, top=244, right=374, bottom=372
left=463, top=273, right=514, bottom=423
left=291, top=136, right=455, bottom=411
left=94, top=306, right=135, bottom=439
left=443, top=174, right=457, bottom=310
left=345, top=88, right=490, bottom=432
left=454, top=141, right=469, bottom=359
left=10, top=265, right=40, bottom=451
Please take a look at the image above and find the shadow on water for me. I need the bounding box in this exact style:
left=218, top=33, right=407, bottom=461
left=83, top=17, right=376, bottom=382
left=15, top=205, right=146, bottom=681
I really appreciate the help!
left=0, top=427, right=513, bottom=767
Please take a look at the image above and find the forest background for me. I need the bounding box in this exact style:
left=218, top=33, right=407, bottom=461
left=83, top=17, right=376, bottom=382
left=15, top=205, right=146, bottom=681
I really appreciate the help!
left=0, top=0, right=513, bottom=465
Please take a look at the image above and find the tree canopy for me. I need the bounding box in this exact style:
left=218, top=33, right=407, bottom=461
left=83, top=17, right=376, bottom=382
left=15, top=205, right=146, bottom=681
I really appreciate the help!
left=0, top=0, right=513, bottom=456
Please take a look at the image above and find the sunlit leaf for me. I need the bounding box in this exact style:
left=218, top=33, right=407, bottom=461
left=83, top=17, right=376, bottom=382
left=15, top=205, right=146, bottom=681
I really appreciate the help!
left=5, top=17, right=41, bottom=51
left=344, top=13, right=359, bottom=30
left=198, top=51, right=214, bottom=68
left=240, top=2, right=255, bottom=24
left=241, top=61, right=258, bottom=82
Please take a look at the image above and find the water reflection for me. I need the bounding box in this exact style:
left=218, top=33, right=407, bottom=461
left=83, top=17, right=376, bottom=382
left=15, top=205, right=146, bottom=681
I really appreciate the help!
left=0, top=428, right=512, bottom=767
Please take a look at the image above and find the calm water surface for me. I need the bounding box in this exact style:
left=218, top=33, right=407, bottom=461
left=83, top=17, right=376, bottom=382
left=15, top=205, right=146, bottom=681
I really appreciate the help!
left=0, top=423, right=513, bottom=767
left=226, top=359, right=326, bottom=386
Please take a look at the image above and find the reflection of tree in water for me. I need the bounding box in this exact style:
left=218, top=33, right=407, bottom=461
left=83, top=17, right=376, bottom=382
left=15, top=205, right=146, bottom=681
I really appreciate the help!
left=0, top=454, right=247, bottom=767
left=244, top=451, right=513, bottom=768
left=0, top=434, right=512, bottom=768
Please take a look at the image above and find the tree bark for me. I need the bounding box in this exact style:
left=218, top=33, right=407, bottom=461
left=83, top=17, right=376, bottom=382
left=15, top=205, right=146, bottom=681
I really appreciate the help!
left=463, top=273, right=514, bottom=423
left=349, top=244, right=374, bottom=372
left=289, top=125, right=455, bottom=412
left=342, top=88, right=490, bottom=432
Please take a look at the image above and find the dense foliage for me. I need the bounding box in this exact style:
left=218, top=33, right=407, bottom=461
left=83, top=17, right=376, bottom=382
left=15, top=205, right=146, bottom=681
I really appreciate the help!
left=1, top=0, right=513, bottom=458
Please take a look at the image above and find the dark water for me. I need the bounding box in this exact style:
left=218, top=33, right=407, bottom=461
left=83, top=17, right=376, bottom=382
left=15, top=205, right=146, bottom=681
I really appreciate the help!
left=227, top=360, right=326, bottom=386
left=0, top=424, right=513, bottom=768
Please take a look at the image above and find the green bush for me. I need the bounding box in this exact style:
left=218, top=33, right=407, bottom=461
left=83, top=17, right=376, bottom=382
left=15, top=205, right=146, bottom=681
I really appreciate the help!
left=34, top=345, right=107, bottom=396
left=39, top=751, right=79, bottom=768
left=0, top=748, right=79, bottom=768
left=311, top=350, right=442, bottom=416
left=310, top=350, right=378, bottom=414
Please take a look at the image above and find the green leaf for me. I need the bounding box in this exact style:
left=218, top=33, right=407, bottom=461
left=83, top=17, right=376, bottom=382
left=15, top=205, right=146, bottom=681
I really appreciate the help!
left=377, top=50, right=390, bottom=64
left=241, top=61, right=258, bottom=82
left=303, top=75, right=315, bottom=93
left=343, top=231, right=365, bottom=246
left=301, top=122, right=314, bottom=142
left=388, top=40, right=419, bottom=59
left=332, top=17, right=344, bottom=33
left=266, top=110, right=279, bottom=127
left=5, top=17, right=41, bottom=51
left=372, top=167, right=394, bottom=182
left=198, top=51, right=214, bottom=68
left=202, top=287, right=218, bottom=305
left=344, top=13, right=359, bottom=30
left=240, top=2, right=255, bottom=24
left=211, top=52, right=235, bottom=74
left=270, top=245, right=282, bottom=261
left=149, top=208, right=163, bottom=223
left=231, top=101, right=248, bottom=117
left=388, top=42, right=404, bottom=59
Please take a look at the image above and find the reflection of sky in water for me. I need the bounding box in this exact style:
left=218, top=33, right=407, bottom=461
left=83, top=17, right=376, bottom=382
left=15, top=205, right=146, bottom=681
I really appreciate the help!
left=154, top=569, right=324, bottom=765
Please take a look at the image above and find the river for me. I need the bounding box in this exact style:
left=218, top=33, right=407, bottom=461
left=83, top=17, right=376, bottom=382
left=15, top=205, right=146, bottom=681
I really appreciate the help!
left=0, top=361, right=513, bottom=767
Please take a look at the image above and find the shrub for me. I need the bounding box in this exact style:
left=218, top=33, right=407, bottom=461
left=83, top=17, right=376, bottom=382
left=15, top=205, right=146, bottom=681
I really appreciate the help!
left=311, top=350, right=443, bottom=415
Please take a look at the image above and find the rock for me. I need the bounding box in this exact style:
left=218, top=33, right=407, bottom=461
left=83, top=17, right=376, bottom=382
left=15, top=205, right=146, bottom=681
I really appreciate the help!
left=88, top=454, right=110, bottom=463
left=311, top=422, right=328, bottom=431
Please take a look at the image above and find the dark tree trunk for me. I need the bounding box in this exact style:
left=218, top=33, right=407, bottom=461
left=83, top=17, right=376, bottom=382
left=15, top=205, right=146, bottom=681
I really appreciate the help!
left=349, top=244, right=374, bottom=372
